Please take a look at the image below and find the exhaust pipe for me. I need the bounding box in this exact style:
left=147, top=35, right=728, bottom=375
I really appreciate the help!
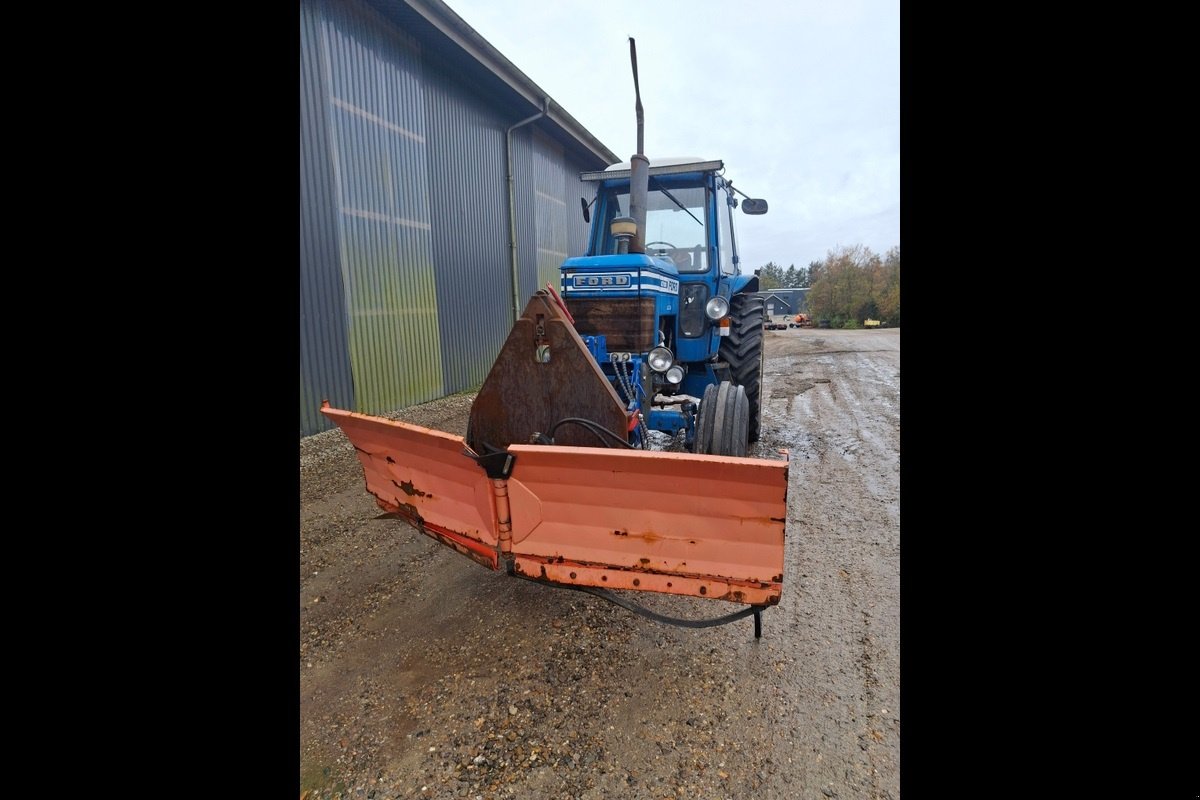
left=628, top=38, right=648, bottom=255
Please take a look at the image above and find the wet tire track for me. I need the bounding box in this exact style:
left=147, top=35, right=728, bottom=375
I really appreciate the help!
left=755, top=328, right=900, bottom=799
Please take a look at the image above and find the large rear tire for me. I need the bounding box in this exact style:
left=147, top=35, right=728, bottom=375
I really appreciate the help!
left=719, top=293, right=765, bottom=442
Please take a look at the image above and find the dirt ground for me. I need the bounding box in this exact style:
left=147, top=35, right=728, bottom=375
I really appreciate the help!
left=299, top=326, right=900, bottom=800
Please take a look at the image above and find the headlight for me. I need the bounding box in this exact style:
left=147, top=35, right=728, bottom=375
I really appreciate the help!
left=647, top=346, right=673, bottom=372
left=705, top=295, right=729, bottom=320
left=665, top=365, right=685, bottom=384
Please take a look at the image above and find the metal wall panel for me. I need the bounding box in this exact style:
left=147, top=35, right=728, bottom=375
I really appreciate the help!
left=299, top=0, right=617, bottom=437
left=531, top=131, right=571, bottom=293
left=319, top=0, right=445, bottom=417
left=300, top=0, right=356, bottom=436
left=510, top=128, right=538, bottom=306
left=515, top=129, right=597, bottom=301
left=532, top=129, right=603, bottom=292
left=422, top=53, right=515, bottom=396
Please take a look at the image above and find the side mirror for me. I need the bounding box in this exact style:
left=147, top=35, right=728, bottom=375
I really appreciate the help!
left=741, top=198, right=768, bottom=215
left=580, top=197, right=591, bottom=223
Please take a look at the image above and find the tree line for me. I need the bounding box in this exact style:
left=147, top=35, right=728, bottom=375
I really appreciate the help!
left=756, top=244, right=899, bottom=327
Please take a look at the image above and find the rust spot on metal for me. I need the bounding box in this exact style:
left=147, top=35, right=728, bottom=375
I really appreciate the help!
left=571, top=296, right=658, bottom=350
left=772, top=574, right=783, bottom=582
left=377, top=501, right=426, bottom=532
left=467, top=293, right=630, bottom=451
left=385, top=456, right=395, bottom=464
left=515, top=555, right=780, bottom=605
left=373, top=501, right=424, bottom=533
left=426, top=530, right=494, bottom=570
left=613, top=529, right=628, bottom=536
left=770, top=517, right=786, bottom=523
left=394, top=479, right=427, bottom=497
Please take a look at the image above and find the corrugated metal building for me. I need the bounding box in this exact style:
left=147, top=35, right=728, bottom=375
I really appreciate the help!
left=300, top=0, right=619, bottom=436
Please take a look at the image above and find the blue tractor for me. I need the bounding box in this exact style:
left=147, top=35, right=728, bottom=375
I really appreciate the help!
left=560, top=156, right=768, bottom=455
left=464, top=39, right=769, bottom=459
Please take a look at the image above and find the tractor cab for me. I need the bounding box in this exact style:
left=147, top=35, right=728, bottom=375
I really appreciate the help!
left=590, top=159, right=711, bottom=272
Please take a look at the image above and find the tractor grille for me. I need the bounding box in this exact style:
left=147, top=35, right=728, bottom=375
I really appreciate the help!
left=567, top=297, right=656, bottom=352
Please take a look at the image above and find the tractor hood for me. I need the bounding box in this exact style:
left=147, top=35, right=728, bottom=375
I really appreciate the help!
left=561, top=253, right=678, bottom=273
left=561, top=255, right=679, bottom=297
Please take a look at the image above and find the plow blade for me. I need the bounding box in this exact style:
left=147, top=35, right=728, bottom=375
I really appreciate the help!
left=321, top=403, right=788, bottom=606
left=320, top=404, right=501, bottom=570
left=506, top=445, right=787, bottom=605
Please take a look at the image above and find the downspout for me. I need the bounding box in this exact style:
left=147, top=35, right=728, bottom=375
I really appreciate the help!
left=506, top=97, right=549, bottom=322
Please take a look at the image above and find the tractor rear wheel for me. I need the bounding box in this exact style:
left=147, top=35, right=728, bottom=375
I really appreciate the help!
left=719, top=293, right=765, bottom=442
left=692, top=381, right=749, bottom=457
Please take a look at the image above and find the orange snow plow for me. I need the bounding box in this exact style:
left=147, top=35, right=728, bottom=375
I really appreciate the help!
left=322, top=404, right=787, bottom=609
left=320, top=289, right=789, bottom=636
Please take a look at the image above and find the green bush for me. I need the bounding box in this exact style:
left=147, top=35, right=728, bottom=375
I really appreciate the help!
left=856, top=300, right=879, bottom=322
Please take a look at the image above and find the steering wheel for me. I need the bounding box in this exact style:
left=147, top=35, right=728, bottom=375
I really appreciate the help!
left=646, top=240, right=692, bottom=269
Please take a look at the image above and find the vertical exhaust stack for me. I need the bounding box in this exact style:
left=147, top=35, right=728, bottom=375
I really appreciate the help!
left=628, top=37, right=649, bottom=255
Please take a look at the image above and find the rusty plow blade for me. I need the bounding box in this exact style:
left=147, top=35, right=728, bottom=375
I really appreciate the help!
left=320, top=403, right=789, bottom=607
left=505, top=445, right=787, bottom=605
left=320, top=404, right=502, bottom=570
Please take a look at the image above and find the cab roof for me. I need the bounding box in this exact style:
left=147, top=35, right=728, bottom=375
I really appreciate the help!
left=580, top=158, right=724, bottom=182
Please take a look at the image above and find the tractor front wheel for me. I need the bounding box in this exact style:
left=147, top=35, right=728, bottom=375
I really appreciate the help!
left=693, top=381, right=749, bottom=457
left=719, top=293, right=765, bottom=442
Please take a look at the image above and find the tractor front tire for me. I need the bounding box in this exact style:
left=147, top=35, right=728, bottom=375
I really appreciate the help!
left=693, top=381, right=749, bottom=457
left=719, top=293, right=765, bottom=442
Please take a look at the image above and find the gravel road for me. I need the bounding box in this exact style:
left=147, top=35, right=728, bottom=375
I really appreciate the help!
left=300, top=326, right=900, bottom=800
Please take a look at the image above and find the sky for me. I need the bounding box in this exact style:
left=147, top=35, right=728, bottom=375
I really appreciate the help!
left=441, top=0, right=899, bottom=273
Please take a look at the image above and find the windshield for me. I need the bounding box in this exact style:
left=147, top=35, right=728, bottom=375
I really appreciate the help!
left=595, top=184, right=709, bottom=273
